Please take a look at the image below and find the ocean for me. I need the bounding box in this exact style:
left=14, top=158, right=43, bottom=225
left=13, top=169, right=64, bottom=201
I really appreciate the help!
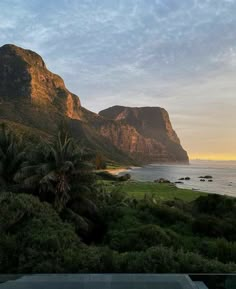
left=120, top=160, right=236, bottom=197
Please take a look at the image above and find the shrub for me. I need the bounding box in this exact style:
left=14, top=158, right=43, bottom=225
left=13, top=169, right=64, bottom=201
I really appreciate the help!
left=192, top=215, right=236, bottom=241
left=0, top=192, right=82, bottom=273
left=199, top=238, right=236, bottom=264
left=62, top=246, right=118, bottom=273
left=116, top=246, right=236, bottom=273
left=194, top=194, right=236, bottom=217
left=107, top=224, right=171, bottom=252
left=138, top=202, right=192, bottom=225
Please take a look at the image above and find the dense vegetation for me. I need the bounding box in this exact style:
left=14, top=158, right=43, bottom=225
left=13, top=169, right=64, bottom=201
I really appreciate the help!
left=0, top=123, right=236, bottom=273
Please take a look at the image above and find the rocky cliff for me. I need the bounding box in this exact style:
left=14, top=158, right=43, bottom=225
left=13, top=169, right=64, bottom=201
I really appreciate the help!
left=0, top=44, right=189, bottom=164
left=0, top=44, right=81, bottom=120
left=99, top=106, right=189, bottom=163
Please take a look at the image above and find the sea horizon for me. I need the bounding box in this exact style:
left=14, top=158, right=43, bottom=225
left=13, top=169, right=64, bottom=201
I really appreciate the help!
left=121, top=160, right=236, bottom=197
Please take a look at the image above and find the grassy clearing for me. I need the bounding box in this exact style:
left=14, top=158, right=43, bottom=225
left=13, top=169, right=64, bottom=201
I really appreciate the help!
left=117, top=181, right=207, bottom=202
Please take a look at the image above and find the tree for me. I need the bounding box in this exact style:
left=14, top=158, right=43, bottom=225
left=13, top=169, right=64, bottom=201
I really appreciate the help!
left=15, top=130, right=95, bottom=212
left=0, top=123, right=26, bottom=190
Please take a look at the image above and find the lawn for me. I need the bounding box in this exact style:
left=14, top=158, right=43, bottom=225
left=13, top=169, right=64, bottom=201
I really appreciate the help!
left=119, top=181, right=207, bottom=202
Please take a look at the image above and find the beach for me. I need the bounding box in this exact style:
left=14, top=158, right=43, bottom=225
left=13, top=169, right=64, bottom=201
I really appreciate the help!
left=104, top=168, right=129, bottom=175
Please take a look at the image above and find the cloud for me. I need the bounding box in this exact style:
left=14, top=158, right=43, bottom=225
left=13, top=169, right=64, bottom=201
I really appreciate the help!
left=0, top=0, right=236, bottom=158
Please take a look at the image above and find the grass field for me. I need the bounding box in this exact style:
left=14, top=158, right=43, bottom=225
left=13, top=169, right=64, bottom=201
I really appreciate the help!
left=115, top=181, right=207, bottom=202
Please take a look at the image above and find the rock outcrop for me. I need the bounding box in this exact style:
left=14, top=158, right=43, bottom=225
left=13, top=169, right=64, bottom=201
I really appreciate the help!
left=0, top=44, right=81, bottom=120
left=99, top=106, right=189, bottom=163
left=0, top=44, right=189, bottom=164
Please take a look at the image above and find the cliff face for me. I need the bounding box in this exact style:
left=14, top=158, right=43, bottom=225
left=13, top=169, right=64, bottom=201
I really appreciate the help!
left=0, top=44, right=81, bottom=120
left=0, top=44, right=132, bottom=164
left=0, top=44, right=189, bottom=164
left=98, top=122, right=169, bottom=163
left=99, top=106, right=180, bottom=143
left=99, top=106, right=189, bottom=163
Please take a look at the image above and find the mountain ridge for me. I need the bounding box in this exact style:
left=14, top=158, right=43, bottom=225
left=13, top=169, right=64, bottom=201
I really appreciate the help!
left=0, top=44, right=189, bottom=164
left=0, top=44, right=82, bottom=119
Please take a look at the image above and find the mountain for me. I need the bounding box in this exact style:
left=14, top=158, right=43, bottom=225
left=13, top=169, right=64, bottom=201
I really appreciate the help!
left=0, top=44, right=189, bottom=164
left=99, top=106, right=189, bottom=163
left=0, top=44, right=82, bottom=128
left=0, top=44, right=131, bottom=164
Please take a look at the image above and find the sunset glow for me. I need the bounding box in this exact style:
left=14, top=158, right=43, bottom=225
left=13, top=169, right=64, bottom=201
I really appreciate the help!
left=190, top=154, right=236, bottom=161
left=0, top=0, right=235, bottom=160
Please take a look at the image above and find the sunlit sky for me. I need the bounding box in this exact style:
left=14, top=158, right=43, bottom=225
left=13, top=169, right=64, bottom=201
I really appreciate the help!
left=0, top=0, right=236, bottom=160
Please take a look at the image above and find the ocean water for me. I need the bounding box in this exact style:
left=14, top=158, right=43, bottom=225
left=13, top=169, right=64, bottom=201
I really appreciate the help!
left=121, top=160, right=236, bottom=197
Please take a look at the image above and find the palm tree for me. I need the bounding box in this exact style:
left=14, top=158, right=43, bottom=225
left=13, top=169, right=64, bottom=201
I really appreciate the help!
left=0, top=123, right=26, bottom=190
left=15, top=130, right=96, bottom=212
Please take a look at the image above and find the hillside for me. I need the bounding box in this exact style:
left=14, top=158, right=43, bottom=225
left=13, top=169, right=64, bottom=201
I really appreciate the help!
left=0, top=44, right=189, bottom=164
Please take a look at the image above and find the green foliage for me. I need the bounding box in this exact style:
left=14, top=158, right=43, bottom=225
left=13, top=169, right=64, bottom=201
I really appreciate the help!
left=194, top=194, right=236, bottom=216
left=106, top=224, right=171, bottom=252
left=0, top=123, right=26, bottom=189
left=15, top=130, right=96, bottom=212
left=137, top=200, right=192, bottom=225
left=1, top=124, right=236, bottom=274
left=120, top=181, right=206, bottom=201
left=1, top=189, right=236, bottom=273
left=61, top=208, right=90, bottom=239
left=116, top=246, right=236, bottom=273
left=192, top=214, right=236, bottom=241
left=0, top=192, right=82, bottom=273
left=198, top=238, right=236, bottom=264
left=63, top=246, right=117, bottom=273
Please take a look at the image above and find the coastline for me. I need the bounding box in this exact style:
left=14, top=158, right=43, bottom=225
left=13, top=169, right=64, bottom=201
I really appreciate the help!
left=100, top=160, right=236, bottom=198
left=104, top=165, right=143, bottom=175
left=104, top=168, right=129, bottom=175
left=118, top=161, right=236, bottom=197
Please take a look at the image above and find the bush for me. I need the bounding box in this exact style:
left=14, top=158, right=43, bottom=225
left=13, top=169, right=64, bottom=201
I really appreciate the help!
left=62, top=246, right=118, bottom=273
left=116, top=247, right=177, bottom=273
left=115, top=246, right=236, bottom=273
left=0, top=192, right=82, bottom=273
left=194, top=194, right=236, bottom=217
left=192, top=215, right=236, bottom=241
left=107, top=224, right=171, bottom=252
left=199, top=238, right=236, bottom=264
left=138, top=201, right=192, bottom=225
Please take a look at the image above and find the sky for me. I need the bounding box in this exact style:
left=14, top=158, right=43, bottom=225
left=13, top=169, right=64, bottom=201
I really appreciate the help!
left=0, top=0, right=236, bottom=160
